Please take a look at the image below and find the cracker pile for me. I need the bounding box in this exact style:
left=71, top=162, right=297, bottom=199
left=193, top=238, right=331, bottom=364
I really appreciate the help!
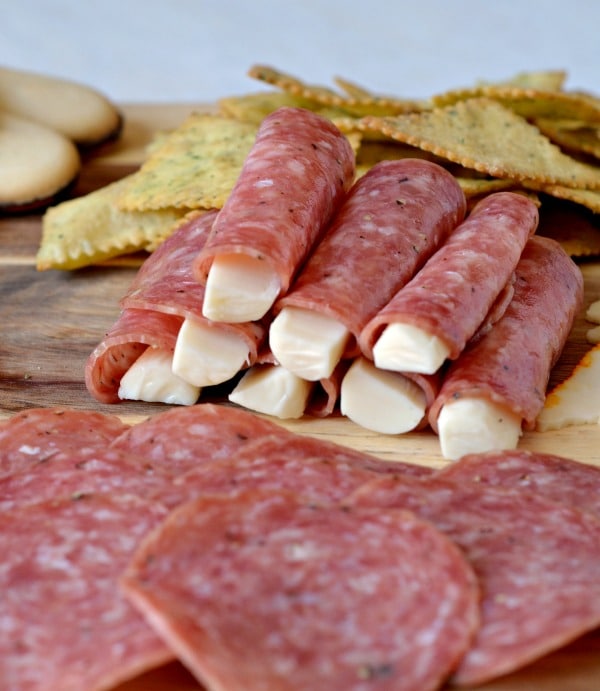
left=37, top=64, right=600, bottom=270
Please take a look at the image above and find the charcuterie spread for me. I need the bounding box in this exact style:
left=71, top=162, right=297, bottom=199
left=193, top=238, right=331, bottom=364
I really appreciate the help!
left=0, top=403, right=599, bottom=690
left=2, top=64, right=600, bottom=690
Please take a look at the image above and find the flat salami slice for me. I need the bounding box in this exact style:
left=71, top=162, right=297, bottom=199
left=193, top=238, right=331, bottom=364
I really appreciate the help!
left=0, top=407, right=129, bottom=476
left=110, top=403, right=291, bottom=473
left=275, top=158, right=466, bottom=359
left=348, top=474, right=600, bottom=685
left=121, top=490, right=479, bottom=691
left=85, top=212, right=265, bottom=404
left=166, top=431, right=431, bottom=507
left=435, top=448, right=600, bottom=520
left=0, top=494, right=172, bottom=691
left=362, top=191, right=538, bottom=363
left=0, top=447, right=175, bottom=512
left=193, top=107, right=356, bottom=298
left=428, top=235, right=584, bottom=432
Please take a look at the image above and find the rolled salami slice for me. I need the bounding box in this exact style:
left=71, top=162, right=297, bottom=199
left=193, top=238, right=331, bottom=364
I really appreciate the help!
left=348, top=474, right=600, bottom=686
left=0, top=494, right=172, bottom=691
left=435, top=448, right=600, bottom=520
left=121, top=490, right=479, bottom=691
left=269, top=158, right=466, bottom=380
left=193, top=107, right=356, bottom=323
left=428, top=235, right=584, bottom=459
left=85, top=211, right=266, bottom=404
left=370, top=191, right=539, bottom=375
left=0, top=407, right=129, bottom=476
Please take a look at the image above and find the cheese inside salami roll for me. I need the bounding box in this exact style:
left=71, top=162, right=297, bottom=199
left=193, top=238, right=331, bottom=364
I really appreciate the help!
left=370, top=191, right=539, bottom=374
left=85, top=212, right=265, bottom=405
left=270, top=158, right=467, bottom=379
left=194, top=107, right=356, bottom=323
left=428, top=235, right=584, bottom=460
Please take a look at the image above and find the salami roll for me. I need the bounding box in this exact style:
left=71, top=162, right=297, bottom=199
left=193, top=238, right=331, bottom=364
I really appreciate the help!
left=435, top=448, right=600, bottom=520
left=0, top=407, right=129, bottom=476
left=121, top=490, right=479, bottom=691
left=365, top=191, right=539, bottom=372
left=0, top=494, right=172, bottom=691
left=428, top=235, right=584, bottom=457
left=348, top=474, right=600, bottom=686
left=85, top=211, right=265, bottom=404
left=193, top=107, right=356, bottom=322
left=273, top=158, right=466, bottom=362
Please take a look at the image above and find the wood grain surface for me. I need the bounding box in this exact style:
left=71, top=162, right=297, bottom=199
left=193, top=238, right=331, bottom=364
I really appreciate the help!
left=1, top=103, right=600, bottom=690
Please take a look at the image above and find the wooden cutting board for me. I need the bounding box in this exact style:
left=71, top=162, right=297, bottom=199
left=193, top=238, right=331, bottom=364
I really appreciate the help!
left=1, top=103, right=600, bottom=690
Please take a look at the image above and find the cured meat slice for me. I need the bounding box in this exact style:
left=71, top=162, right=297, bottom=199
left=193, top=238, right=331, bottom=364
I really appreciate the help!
left=435, top=448, right=600, bottom=520
left=0, top=447, right=175, bottom=512
left=270, top=158, right=466, bottom=378
left=368, top=191, right=538, bottom=374
left=109, top=403, right=291, bottom=473
left=348, top=474, right=600, bottom=685
left=0, top=407, right=129, bottom=476
left=427, top=235, right=584, bottom=458
left=193, top=107, right=356, bottom=322
left=0, top=493, right=172, bottom=691
left=85, top=211, right=266, bottom=404
left=121, top=490, right=479, bottom=691
left=165, top=430, right=432, bottom=507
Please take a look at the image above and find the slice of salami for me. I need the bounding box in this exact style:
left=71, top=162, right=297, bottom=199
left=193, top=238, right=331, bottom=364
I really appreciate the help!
left=0, top=407, right=129, bottom=477
left=428, top=235, right=584, bottom=432
left=110, top=403, right=291, bottom=474
left=0, top=493, right=172, bottom=691
left=435, top=448, right=600, bottom=520
left=363, top=191, right=538, bottom=364
left=193, top=107, right=356, bottom=298
left=0, top=447, right=175, bottom=512
left=275, top=158, right=466, bottom=359
left=85, top=211, right=265, bottom=404
left=349, top=474, right=600, bottom=685
left=122, top=490, right=479, bottom=691
left=166, top=431, right=431, bottom=507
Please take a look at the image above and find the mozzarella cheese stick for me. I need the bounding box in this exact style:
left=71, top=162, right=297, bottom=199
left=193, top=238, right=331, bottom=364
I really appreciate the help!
left=229, top=364, right=314, bottom=419
left=172, top=317, right=252, bottom=387
left=373, top=323, right=450, bottom=374
left=269, top=307, right=350, bottom=381
left=202, top=254, right=281, bottom=323
left=437, top=398, right=522, bottom=461
left=340, top=357, right=427, bottom=435
left=118, top=348, right=200, bottom=405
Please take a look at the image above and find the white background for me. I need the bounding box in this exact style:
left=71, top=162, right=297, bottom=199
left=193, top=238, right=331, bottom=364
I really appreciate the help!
left=2, top=1, right=599, bottom=104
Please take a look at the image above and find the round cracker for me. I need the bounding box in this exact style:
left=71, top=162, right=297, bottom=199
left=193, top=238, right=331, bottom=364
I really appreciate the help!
left=0, top=112, right=81, bottom=212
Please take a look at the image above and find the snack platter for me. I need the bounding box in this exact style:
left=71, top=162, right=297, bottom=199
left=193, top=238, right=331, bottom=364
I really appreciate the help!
left=2, top=102, right=600, bottom=690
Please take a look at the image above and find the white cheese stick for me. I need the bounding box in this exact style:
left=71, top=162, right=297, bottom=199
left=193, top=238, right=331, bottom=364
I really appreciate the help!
left=269, top=307, right=350, bottom=381
left=118, top=348, right=200, bottom=405
left=586, top=299, right=600, bottom=324
left=372, top=322, right=450, bottom=374
left=229, top=364, right=314, bottom=419
left=437, top=398, right=522, bottom=461
left=172, top=317, right=251, bottom=387
left=202, top=254, right=281, bottom=323
left=340, top=357, right=427, bottom=435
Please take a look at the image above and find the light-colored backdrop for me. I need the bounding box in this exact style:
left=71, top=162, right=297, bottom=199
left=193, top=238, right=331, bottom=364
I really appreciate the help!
left=2, top=1, right=598, bottom=103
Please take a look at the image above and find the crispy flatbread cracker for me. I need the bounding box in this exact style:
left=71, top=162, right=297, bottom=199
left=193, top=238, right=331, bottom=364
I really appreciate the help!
left=248, top=64, right=427, bottom=117
left=117, top=112, right=257, bottom=211
left=455, top=176, right=518, bottom=198
left=218, top=91, right=323, bottom=124
left=432, top=84, right=600, bottom=123
left=479, top=69, right=568, bottom=92
left=36, top=177, right=187, bottom=270
left=528, top=183, right=600, bottom=214
left=536, top=196, right=600, bottom=256
left=533, top=118, right=600, bottom=159
left=358, top=99, right=600, bottom=189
